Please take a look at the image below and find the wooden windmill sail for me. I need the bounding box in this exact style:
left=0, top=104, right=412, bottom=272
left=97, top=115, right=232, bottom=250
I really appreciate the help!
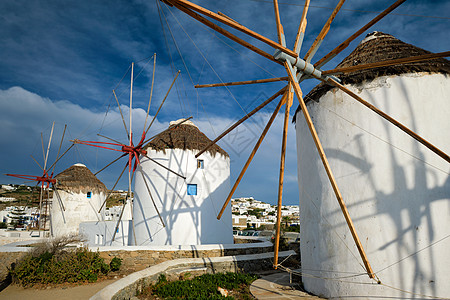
left=72, top=54, right=191, bottom=244
left=5, top=122, right=74, bottom=234
left=158, top=0, right=450, bottom=279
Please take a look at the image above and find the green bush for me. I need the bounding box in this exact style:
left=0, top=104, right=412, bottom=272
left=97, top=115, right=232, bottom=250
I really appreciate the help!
left=109, top=257, right=122, bottom=272
left=10, top=247, right=113, bottom=286
left=151, top=272, right=257, bottom=299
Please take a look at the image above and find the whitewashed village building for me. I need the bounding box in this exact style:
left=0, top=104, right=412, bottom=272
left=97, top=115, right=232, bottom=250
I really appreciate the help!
left=295, top=32, right=450, bottom=298
left=133, top=119, right=232, bottom=245
left=51, top=163, right=107, bottom=237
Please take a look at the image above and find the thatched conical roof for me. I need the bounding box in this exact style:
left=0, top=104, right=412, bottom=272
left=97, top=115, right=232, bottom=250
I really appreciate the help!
left=54, top=163, right=107, bottom=194
left=145, top=119, right=229, bottom=158
left=294, top=31, right=450, bottom=122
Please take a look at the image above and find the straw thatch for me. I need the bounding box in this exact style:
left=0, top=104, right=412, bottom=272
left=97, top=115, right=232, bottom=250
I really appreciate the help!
left=145, top=121, right=229, bottom=158
left=294, top=31, right=450, bottom=122
left=54, top=164, right=107, bottom=194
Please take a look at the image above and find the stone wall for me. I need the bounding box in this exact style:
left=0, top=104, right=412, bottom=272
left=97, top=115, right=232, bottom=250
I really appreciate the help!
left=97, top=243, right=273, bottom=275
left=0, top=252, right=27, bottom=281
left=90, top=250, right=296, bottom=300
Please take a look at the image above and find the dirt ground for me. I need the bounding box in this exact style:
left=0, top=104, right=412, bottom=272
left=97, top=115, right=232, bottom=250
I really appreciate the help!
left=0, top=278, right=119, bottom=300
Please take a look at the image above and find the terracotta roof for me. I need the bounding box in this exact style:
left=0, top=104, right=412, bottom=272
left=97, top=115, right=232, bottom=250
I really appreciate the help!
left=294, top=31, right=450, bottom=122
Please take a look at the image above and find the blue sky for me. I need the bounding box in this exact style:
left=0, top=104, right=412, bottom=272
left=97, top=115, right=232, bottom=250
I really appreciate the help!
left=0, top=0, right=449, bottom=205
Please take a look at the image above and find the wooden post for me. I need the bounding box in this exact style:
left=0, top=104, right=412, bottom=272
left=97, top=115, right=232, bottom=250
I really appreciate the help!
left=314, top=0, right=406, bottom=68
left=285, top=61, right=375, bottom=278
left=169, top=0, right=299, bottom=58
left=195, top=77, right=288, bottom=88
left=324, top=77, right=450, bottom=164
left=217, top=97, right=285, bottom=220
left=273, top=0, right=284, bottom=45
left=304, top=0, right=346, bottom=62
left=322, top=51, right=450, bottom=76
left=195, top=86, right=287, bottom=158
left=293, top=0, right=310, bottom=53
left=273, top=86, right=292, bottom=268
left=172, top=2, right=281, bottom=65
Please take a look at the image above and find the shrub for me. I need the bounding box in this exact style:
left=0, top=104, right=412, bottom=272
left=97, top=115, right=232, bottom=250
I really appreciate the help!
left=151, top=272, right=257, bottom=299
left=109, top=257, right=122, bottom=272
left=9, top=234, right=116, bottom=286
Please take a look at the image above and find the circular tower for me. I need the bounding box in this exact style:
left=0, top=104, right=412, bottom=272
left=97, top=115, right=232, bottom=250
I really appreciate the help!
left=133, top=119, right=232, bottom=245
left=51, top=163, right=107, bottom=237
left=294, top=32, right=450, bottom=298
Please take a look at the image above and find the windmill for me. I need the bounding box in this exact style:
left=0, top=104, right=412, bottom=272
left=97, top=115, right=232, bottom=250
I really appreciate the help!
left=157, top=0, right=450, bottom=281
left=72, top=54, right=190, bottom=244
left=5, top=122, right=73, bottom=235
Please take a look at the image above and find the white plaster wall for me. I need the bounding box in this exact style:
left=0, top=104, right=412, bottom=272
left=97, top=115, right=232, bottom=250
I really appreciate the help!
left=51, top=190, right=105, bottom=238
left=295, top=73, right=450, bottom=299
left=79, top=220, right=131, bottom=247
left=133, top=148, right=232, bottom=245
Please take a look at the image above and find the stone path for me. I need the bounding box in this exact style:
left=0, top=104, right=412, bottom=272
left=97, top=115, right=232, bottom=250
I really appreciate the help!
left=250, top=272, right=324, bottom=300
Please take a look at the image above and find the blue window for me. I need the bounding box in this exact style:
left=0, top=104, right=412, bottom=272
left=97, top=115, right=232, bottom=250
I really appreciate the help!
left=87, top=192, right=92, bottom=198
left=187, top=184, right=197, bottom=196
left=197, top=159, right=204, bottom=169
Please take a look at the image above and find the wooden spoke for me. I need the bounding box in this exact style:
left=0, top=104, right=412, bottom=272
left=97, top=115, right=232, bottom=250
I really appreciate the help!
left=94, top=153, right=127, bottom=176
left=195, top=86, right=287, bottom=158
left=304, top=0, right=346, bottom=62
left=143, top=54, right=157, bottom=134
left=274, top=85, right=292, bottom=268
left=285, top=61, right=374, bottom=278
left=98, top=162, right=129, bottom=213
left=314, top=0, right=407, bottom=69
left=171, top=2, right=281, bottom=65
left=47, top=144, right=74, bottom=173
left=113, top=89, right=130, bottom=140
left=30, top=155, right=44, bottom=171
left=143, top=154, right=186, bottom=179
left=217, top=11, right=240, bottom=25
left=195, top=77, right=288, bottom=88
left=273, top=0, right=285, bottom=45
left=217, top=95, right=285, bottom=220
left=145, top=70, right=181, bottom=135
left=43, top=122, right=55, bottom=171
left=294, top=0, right=310, bottom=54
left=97, top=133, right=122, bottom=145
left=52, top=124, right=67, bottom=175
left=53, top=188, right=65, bottom=211
left=169, top=0, right=298, bottom=58
left=111, top=196, right=128, bottom=243
left=324, top=77, right=450, bottom=164
left=140, top=170, right=166, bottom=227
left=322, top=51, right=450, bottom=76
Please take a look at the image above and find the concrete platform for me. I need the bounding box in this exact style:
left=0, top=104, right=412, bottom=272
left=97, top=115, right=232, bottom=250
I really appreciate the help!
left=250, top=272, right=324, bottom=299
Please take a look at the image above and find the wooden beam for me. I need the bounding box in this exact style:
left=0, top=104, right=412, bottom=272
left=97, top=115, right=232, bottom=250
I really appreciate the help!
left=324, top=77, right=450, bottom=164
left=294, top=0, right=310, bottom=53
left=285, top=61, right=375, bottom=278
left=273, top=0, right=284, bottom=45
left=195, top=77, right=288, bottom=88
left=304, top=0, right=346, bottom=62
left=314, top=0, right=407, bottom=68
left=195, top=86, right=287, bottom=158
left=217, top=97, right=285, bottom=220
left=173, top=2, right=281, bottom=65
left=322, top=51, right=450, bottom=75
left=273, top=86, right=292, bottom=269
left=169, top=0, right=299, bottom=58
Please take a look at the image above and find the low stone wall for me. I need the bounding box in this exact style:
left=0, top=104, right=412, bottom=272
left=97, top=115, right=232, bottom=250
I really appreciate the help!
left=94, top=242, right=273, bottom=275
left=91, top=250, right=296, bottom=300
left=0, top=251, right=27, bottom=281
